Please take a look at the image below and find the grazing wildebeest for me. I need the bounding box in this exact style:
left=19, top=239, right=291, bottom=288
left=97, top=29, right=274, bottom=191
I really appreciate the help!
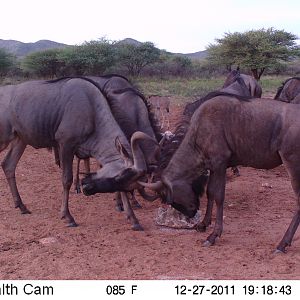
left=158, top=73, right=252, bottom=183
left=0, top=77, right=155, bottom=228
left=141, top=93, right=300, bottom=253
left=223, top=69, right=262, bottom=98
left=274, top=77, right=300, bottom=102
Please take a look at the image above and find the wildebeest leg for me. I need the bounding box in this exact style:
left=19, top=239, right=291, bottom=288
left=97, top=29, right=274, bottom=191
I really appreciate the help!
left=59, top=147, right=77, bottom=227
left=74, top=158, right=90, bottom=193
left=53, top=146, right=60, bottom=167
left=276, top=211, right=300, bottom=253
left=115, top=191, right=142, bottom=211
left=115, top=192, right=123, bottom=211
left=74, top=158, right=81, bottom=193
left=276, top=159, right=300, bottom=252
left=129, top=190, right=142, bottom=208
left=196, top=196, right=213, bottom=232
left=120, top=191, right=143, bottom=231
left=1, top=138, right=30, bottom=214
left=203, top=167, right=227, bottom=246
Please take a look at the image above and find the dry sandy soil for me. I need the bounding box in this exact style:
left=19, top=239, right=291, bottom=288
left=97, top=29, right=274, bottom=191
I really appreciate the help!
left=0, top=101, right=299, bottom=280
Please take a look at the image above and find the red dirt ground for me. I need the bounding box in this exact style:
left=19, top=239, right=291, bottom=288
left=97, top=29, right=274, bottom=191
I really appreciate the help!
left=0, top=102, right=299, bottom=280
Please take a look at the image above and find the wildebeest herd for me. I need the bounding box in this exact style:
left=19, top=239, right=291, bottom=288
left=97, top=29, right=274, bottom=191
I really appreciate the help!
left=0, top=71, right=299, bottom=253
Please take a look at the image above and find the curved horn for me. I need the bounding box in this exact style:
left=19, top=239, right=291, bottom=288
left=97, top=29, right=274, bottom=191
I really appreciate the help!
left=137, top=187, right=159, bottom=202
left=137, top=180, right=163, bottom=191
left=130, top=131, right=159, bottom=173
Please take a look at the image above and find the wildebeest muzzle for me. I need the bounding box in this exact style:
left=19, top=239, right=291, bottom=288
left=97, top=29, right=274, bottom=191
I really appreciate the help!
left=81, top=168, right=143, bottom=196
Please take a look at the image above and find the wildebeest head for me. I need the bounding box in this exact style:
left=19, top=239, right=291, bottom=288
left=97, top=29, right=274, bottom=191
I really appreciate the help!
left=82, top=168, right=139, bottom=195
left=138, top=172, right=208, bottom=218
left=82, top=131, right=158, bottom=195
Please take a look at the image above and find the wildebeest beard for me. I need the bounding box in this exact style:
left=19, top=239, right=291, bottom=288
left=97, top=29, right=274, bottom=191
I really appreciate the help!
left=82, top=168, right=139, bottom=196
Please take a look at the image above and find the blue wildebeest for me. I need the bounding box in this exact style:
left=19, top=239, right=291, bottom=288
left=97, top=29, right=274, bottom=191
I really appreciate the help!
left=81, top=75, right=162, bottom=228
left=70, top=75, right=161, bottom=189
left=0, top=77, right=156, bottom=228
left=49, top=75, right=160, bottom=229
left=148, top=95, right=171, bottom=130
left=156, top=72, right=253, bottom=184
left=274, top=77, right=300, bottom=103
left=223, top=69, right=262, bottom=98
left=141, top=93, right=300, bottom=253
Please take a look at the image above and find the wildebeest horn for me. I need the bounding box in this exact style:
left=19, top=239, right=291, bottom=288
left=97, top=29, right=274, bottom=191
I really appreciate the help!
left=137, top=187, right=159, bottom=201
left=130, top=131, right=159, bottom=172
left=137, top=180, right=163, bottom=191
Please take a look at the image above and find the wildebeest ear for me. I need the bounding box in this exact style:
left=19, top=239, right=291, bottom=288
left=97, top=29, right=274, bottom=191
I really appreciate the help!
left=115, top=137, right=131, bottom=159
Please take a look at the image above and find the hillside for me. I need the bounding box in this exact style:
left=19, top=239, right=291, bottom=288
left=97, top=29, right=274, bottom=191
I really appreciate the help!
left=175, top=50, right=207, bottom=60
left=0, top=37, right=207, bottom=59
left=0, top=39, right=68, bottom=57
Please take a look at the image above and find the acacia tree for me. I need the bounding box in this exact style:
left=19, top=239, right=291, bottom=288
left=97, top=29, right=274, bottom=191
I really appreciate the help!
left=58, top=39, right=116, bottom=76
left=0, top=48, right=16, bottom=77
left=207, top=28, right=300, bottom=79
left=117, top=42, right=160, bottom=76
left=22, top=48, right=63, bottom=78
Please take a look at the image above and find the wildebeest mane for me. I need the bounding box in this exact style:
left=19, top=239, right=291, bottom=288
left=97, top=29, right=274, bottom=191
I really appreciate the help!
left=184, top=90, right=252, bottom=118
left=45, top=77, right=72, bottom=84
left=45, top=76, right=106, bottom=94
left=274, top=77, right=300, bottom=99
left=47, top=77, right=162, bottom=143
left=100, top=73, right=131, bottom=82
left=106, top=87, right=162, bottom=142
left=222, top=69, right=240, bottom=88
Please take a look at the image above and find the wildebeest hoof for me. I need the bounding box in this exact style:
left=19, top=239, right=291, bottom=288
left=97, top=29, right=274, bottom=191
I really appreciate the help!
left=132, top=224, right=144, bottom=231
left=67, top=221, right=78, bottom=227
left=17, top=204, right=31, bottom=214
left=202, top=240, right=213, bottom=247
left=274, top=248, right=286, bottom=254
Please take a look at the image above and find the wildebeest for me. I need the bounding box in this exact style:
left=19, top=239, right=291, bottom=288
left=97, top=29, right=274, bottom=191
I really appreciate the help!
left=81, top=75, right=162, bottom=229
left=0, top=77, right=155, bottom=228
left=148, top=95, right=171, bottom=129
left=141, top=93, right=300, bottom=253
left=274, top=77, right=300, bottom=102
left=73, top=75, right=161, bottom=174
left=158, top=72, right=252, bottom=182
left=223, top=69, right=262, bottom=98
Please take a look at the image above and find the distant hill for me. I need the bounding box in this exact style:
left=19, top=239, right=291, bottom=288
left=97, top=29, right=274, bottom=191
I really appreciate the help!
left=0, top=37, right=207, bottom=60
left=117, top=38, right=207, bottom=60
left=116, top=38, right=142, bottom=47
left=175, top=50, right=208, bottom=60
left=0, top=39, right=68, bottom=57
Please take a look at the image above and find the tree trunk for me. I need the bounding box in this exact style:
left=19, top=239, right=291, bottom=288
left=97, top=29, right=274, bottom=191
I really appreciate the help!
left=251, top=68, right=265, bottom=80
left=251, top=69, right=259, bottom=80
left=258, top=68, right=265, bottom=80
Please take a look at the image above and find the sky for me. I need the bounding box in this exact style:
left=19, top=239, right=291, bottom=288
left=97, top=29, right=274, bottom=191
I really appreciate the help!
left=1, top=0, right=299, bottom=53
